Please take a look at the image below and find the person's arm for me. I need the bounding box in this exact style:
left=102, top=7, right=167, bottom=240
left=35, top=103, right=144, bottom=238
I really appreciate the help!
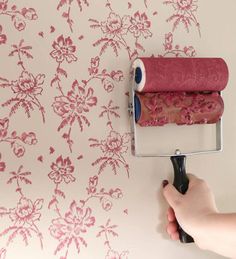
left=162, top=174, right=236, bottom=258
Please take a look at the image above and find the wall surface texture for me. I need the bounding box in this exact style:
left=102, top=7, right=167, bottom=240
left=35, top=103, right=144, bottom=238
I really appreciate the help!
left=1, top=0, right=236, bottom=258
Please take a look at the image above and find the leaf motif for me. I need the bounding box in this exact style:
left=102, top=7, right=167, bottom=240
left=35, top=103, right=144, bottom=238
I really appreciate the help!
left=108, top=229, right=118, bottom=237
left=93, top=38, right=109, bottom=47
left=135, top=42, right=145, bottom=52
left=100, top=41, right=110, bottom=56
left=8, top=49, right=18, bottom=57
left=57, top=67, right=67, bottom=78
left=54, top=188, right=66, bottom=199
left=34, top=199, right=43, bottom=210
left=109, top=110, right=120, bottom=118
left=19, top=176, right=32, bottom=184
left=81, top=115, right=90, bottom=127
left=173, top=16, right=182, bottom=31
left=88, top=18, right=99, bottom=23
left=73, top=236, right=81, bottom=254
left=19, top=228, right=29, bottom=246
left=2, top=98, right=20, bottom=107
left=50, top=75, right=60, bottom=87
left=21, top=100, right=31, bottom=118
left=0, top=226, right=18, bottom=237
left=54, top=237, right=69, bottom=255
left=48, top=197, right=58, bottom=209
left=163, top=0, right=174, bottom=4
left=7, top=176, right=17, bottom=184
left=21, top=46, right=32, bottom=50
left=9, top=100, right=22, bottom=116
left=19, top=171, right=31, bottom=176
left=78, top=236, right=87, bottom=247
left=20, top=50, right=33, bottom=59
left=7, top=228, right=20, bottom=246
left=19, top=39, right=24, bottom=47
left=77, top=116, right=83, bottom=131
left=98, top=159, right=109, bottom=174
left=57, top=0, right=67, bottom=10
left=91, top=157, right=107, bottom=166
left=58, top=116, right=72, bottom=131
left=110, top=40, right=118, bottom=57
left=109, top=159, right=117, bottom=174
left=36, top=74, right=45, bottom=85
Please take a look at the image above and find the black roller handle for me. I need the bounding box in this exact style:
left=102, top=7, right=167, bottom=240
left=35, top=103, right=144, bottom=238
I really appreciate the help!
left=170, top=155, right=194, bottom=243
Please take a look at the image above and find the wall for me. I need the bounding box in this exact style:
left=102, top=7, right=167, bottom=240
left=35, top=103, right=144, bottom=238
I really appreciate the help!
left=0, top=0, right=236, bottom=258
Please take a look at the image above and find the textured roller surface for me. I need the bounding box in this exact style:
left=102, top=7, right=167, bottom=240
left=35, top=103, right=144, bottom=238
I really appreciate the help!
left=133, top=57, right=229, bottom=92
left=135, top=92, right=224, bottom=126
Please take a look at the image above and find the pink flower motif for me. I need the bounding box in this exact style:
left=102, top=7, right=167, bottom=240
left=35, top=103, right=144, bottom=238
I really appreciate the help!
left=87, top=175, right=98, bottom=194
left=11, top=71, right=45, bottom=99
left=52, top=80, right=97, bottom=129
left=13, top=16, right=26, bottom=31
left=109, top=188, right=123, bottom=199
left=49, top=201, right=95, bottom=239
left=21, top=132, right=37, bottom=145
left=129, top=11, right=152, bottom=38
left=0, top=153, right=6, bottom=172
left=48, top=155, right=75, bottom=184
left=129, top=12, right=152, bottom=39
left=101, top=131, right=129, bottom=156
left=103, top=79, right=114, bottom=93
left=9, top=197, right=43, bottom=226
left=110, top=70, right=124, bottom=82
left=21, top=8, right=38, bottom=20
left=50, top=35, right=77, bottom=63
left=0, top=1, right=7, bottom=11
left=173, top=0, right=198, bottom=13
left=101, top=12, right=131, bottom=37
left=183, top=46, right=196, bottom=57
left=0, top=25, right=7, bottom=45
left=164, top=32, right=173, bottom=50
left=88, top=56, right=100, bottom=75
left=0, top=117, right=9, bottom=138
left=105, top=250, right=129, bottom=259
left=164, top=0, right=200, bottom=35
left=12, top=143, right=25, bottom=157
left=101, top=197, right=112, bottom=211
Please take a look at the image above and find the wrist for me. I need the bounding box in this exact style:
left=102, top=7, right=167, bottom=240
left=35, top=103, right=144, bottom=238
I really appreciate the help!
left=191, top=211, right=219, bottom=248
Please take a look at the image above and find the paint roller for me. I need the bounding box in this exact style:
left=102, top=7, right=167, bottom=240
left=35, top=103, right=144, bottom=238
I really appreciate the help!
left=129, top=57, right=229, bottom=243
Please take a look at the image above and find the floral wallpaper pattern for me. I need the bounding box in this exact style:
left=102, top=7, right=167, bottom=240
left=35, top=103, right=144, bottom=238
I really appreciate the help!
left=0, top=0, right=200, bottom=258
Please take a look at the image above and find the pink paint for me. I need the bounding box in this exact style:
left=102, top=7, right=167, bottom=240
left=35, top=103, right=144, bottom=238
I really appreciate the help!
left=49, top=146, right=55, bottom=154
left=90, top=10, right=152, bottom=59
left=0, top=0, right=203, bottom=257
left=38, top=31, right=44, bottom=38
left=50, top=25, right=55, bottom=33
left=37, top=155, right=43, bottom=162
left=164, top=0, right=201, bottom=35
left=0, top=3, right=37, bottom=32
left=134, top=57, right=229, bottom=92
left=89, top=131, right=130, bottom=177
left=0, top=117, right=38, bottom=157
left=136, top=92, right=224, bottom=126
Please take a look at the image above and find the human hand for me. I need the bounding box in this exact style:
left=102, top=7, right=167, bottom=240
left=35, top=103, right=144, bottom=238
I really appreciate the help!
left=162, top=174, right=218, bottom=248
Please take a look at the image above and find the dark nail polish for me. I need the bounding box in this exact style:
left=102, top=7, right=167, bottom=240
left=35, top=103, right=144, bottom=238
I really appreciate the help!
left=162, top=180, right=169, bottom=188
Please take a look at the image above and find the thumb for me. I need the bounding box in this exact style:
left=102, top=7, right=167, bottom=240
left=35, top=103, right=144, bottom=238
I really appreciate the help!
left=163, top=183, right=182, bottom=209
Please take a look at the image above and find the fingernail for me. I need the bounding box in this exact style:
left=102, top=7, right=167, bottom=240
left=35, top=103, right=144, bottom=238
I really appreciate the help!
left=162, top=180, right=169, bottom=188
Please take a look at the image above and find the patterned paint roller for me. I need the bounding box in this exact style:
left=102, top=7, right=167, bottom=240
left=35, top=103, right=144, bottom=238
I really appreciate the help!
left=131, top=57, right=229, bottom=243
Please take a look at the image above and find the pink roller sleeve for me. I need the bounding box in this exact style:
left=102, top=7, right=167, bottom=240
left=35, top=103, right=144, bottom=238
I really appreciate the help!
left=133, top=58, right=229, bottom=92
left=135, top=92, right=224, bottom=126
